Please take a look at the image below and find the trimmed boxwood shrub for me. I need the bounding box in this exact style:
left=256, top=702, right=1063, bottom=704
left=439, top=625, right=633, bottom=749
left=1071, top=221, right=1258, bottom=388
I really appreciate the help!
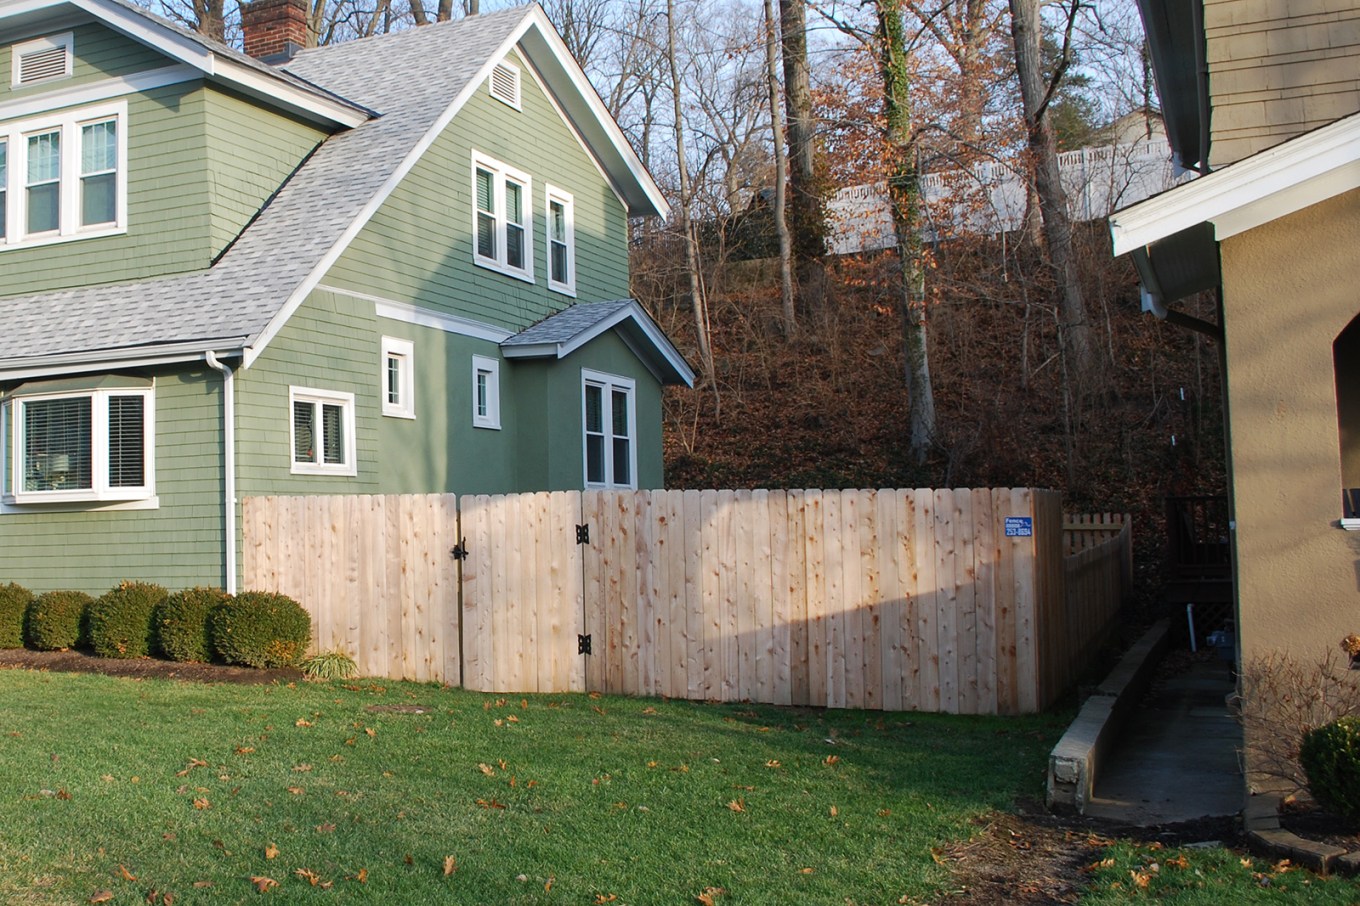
left=0, top=583, right=32, bottom=649
left=87, top=582, right=168, bottom=659
left=25, top=590, right=94, bottom=651
left=211, top=591, right=311, bottom=668
left=156, top=587, right=231, bottom=662
left=1302, top=716, right=1360, bottom=824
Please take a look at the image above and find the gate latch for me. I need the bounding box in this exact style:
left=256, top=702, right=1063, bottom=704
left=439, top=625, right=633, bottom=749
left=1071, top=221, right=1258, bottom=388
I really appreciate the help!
left=450, top=538, right=469, bottom=561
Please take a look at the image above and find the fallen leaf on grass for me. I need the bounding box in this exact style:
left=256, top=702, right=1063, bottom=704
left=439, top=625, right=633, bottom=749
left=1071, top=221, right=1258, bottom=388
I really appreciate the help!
left=192, top=798, right=210, bottom=810
left=192, top=881, right=213, bottom=889
left=506, top=715, right=520, bottom=723
left=88, top=892, right=113, bottom=904
left=443, top=856, right=457, bottom=876
left=264, top=844, right=279, bottom=860
left=351, top=869, right=368, bottom=884
left=1165, top=855, right=1189, bottom=870
left=235, top=747, right=255, bottom=756
left=829, top=806, right=838, bottom=818
left=295, top=719, right=312, bottom=728
left=478, top=763, right=495, bottom=776
left=878, top=809, right=892, bottom=817
left=56, top=789, right=72, bottom=800
left=476, top=798, right=507, bottom=810
left=823, top=755, right=839, bottom=766
left=494, top=719, right=504, bottom=727
left=295, top=868, right=322, bottom=886
left=798, top=868, right=814, bottom=875
left=765, top=760, right=781, bottom=768
left=364, top=727, right=376, bottom=738
left=641, top=707, right=658, bottom=715
left=545, top=876, right=554, bottom=891
left=118, top=865, right=137, bottom=881
left=695, top=886, right=726, bottom=905
left=250, top=876, right=278, bottom=893
left=176, top=758, right=209, bottom=777
left=594, top=895, right=617, bottom=904
left=293, top=764, right=312, bottom=773
left=286, top=787, right=304, bottom=796
left=1130, top=871, right=1150, bottom=889
left=315, top=823, right=335, bottom=834
left=726, top=799, right=746, bottom=813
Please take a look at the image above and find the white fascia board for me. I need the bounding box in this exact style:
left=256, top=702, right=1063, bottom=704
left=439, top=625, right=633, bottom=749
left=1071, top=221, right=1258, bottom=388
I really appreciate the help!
left=1111, top=114, right=1360, bottom=256
left=500, top=342, right=562, bottom=359
left=517, top=8, right=669, bottom=219
left=58, top=0, right=366, bottom=128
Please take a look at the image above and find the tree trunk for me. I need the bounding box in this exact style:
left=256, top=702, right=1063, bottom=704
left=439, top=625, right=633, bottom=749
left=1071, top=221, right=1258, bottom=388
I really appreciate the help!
left=1008, top=0, right=1095, bottom=378
left=764, top=0, right=796, bottom=337
left=876, top=0, right=935, bottom=464
left=778, top=0, right=827, bottom=319
left=667, top=0, right=715, bottom=385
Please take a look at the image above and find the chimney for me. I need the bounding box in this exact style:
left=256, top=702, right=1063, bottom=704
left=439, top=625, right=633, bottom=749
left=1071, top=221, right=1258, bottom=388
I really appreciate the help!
left=241, top=0, right=309, bottom=63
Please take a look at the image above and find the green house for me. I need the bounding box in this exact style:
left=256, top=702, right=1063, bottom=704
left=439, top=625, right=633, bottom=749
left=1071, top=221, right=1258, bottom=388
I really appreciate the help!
left=0, top=0, right=693, bottom=595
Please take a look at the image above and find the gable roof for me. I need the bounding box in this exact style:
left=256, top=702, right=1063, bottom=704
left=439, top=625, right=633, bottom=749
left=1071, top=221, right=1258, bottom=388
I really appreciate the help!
left=1110, top=111, right=1360, bottom=312
left=501, top=299, right=696, bottom=386
left=0, top=3, right=668, bottom=380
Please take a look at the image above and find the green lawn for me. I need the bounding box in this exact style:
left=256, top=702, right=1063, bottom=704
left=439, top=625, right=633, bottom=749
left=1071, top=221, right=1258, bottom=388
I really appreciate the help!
left=0, top=669, right=1066, bottom=905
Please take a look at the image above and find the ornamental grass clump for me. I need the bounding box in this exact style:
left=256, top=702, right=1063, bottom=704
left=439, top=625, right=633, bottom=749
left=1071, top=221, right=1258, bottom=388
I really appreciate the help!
left=156, top=587, right=231, bottom=663
left=87, top=581, right=168, bottom=659
left=210, top=591, right=311, bottom=668
left=24, top=590, right=94, bottom=651
left=300, top=649, right=359, bottom=681
left=0, top=583, right=32, bottom=649
left=1301, top=716, right=1360, bottom=825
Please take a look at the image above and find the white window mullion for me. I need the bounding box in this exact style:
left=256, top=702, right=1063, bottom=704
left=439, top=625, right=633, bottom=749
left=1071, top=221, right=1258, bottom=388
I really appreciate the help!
left=59, top=119, right=77, bottom=236
left=90, top=390, right=109, bottom=495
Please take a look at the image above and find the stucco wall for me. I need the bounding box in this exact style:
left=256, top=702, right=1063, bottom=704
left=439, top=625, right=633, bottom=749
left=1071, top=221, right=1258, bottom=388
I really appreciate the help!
left=1220, top=186, right=1360, bottom=664
left=1205, top=0, right=1360, bottom=168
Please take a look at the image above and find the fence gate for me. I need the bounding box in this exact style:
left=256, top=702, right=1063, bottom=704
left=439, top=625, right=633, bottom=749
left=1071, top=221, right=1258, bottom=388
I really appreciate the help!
left=458, top=492, right=587, bottom=693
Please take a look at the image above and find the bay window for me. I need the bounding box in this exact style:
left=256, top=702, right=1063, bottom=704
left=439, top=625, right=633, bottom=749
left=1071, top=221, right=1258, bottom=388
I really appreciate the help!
left=3, top=386, right=154, bottom=504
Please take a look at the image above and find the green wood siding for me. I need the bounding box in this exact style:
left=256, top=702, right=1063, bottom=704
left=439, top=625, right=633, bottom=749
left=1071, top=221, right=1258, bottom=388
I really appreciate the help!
left=0, top=367, right=227, bottom=595
left=204, top=88, right=325, bottom=259
left=326, top=49, right=631, bottom=330
left=1, top=81, right=326, bottom=298
left=0, top=23, right=169, bottom=104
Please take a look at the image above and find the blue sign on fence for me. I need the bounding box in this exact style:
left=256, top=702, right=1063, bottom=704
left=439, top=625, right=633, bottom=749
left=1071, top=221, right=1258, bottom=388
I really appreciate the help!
left=1004, top=517, right=1033, bottom=537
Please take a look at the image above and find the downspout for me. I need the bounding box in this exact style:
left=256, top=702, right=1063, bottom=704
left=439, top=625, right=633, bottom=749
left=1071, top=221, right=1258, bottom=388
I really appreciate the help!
left=205, top=352, right=237, bottom=595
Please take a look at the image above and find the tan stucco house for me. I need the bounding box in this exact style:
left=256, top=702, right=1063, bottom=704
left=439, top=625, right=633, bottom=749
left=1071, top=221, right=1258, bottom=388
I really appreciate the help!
left=1110, top=0, right=1360, bottom=670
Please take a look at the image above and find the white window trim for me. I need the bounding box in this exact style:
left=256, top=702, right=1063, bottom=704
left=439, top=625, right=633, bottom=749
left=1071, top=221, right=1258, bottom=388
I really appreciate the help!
left=488, top=60, right=521, bottom=110
left=471, top=151, right=534, bottom=283
left=11, top=32, right=73, bottom=89
left=0, top=99, right=128, bottom=250
left=545, top=184, right=576, bottom=297
left=289, top=386, right=357, bottom=476
left=380, top=336, right=415, bottom=419
left=2, top=385, right=155, bottom=505
left=581, top=368, right=637, bottom=490
left=472, top=354, right=501, bottom=430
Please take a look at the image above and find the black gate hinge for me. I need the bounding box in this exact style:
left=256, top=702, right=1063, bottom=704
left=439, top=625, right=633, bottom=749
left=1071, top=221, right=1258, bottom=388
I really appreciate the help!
left=576, top=523, right=590, bottom=544
left=578, top=633, right=592, bottom=655
left=450, top=538, right=469, bottom=561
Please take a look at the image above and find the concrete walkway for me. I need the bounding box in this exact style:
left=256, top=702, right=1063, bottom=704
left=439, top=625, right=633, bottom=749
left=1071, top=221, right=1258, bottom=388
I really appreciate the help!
left=1084, top=656, right=1242, bottom=826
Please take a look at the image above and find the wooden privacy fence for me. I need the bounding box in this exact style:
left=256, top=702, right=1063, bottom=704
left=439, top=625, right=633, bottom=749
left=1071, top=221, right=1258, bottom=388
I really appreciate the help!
left=242, top=489, right=1131, bottom=714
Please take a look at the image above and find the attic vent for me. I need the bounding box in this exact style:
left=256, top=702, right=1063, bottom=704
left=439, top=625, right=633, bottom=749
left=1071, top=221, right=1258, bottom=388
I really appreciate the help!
left=12, top=33, right=73, bottom=87
left=489, top=61, right=521, bottom=109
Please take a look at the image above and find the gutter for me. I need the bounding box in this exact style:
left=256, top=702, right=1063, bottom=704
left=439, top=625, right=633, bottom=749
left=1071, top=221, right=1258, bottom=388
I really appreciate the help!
left=204, top=352, right=238, bottom=595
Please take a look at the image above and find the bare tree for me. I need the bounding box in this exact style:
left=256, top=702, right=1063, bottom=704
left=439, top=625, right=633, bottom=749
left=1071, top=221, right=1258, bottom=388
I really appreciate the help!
left=875, top=0, right=935, bottom=462
left=764, top=0, right=796, bottom=335
left=1007, top=0, right=1094, bottom=378
left=779, top=0, right=828, bottom=318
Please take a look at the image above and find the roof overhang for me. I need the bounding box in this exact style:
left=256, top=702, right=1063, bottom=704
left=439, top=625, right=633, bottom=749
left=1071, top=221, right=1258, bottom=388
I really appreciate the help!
left=1135, top=0, right=1206, bottom=172
left=501, top=300, right=695, bottom=387
left=511, top=6, right=669, bottom=219
left=0, top=0, right=370, bottom=128
left=0, top=341, right=245, bottom=382
left=1111, top=112, right=1360, bottom=309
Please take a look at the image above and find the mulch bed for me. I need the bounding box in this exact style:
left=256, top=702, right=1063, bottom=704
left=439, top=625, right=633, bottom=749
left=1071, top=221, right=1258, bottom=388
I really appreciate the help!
left=0, top=647, right=302, bottom=684
left=1279, top=798, right=1360, bottom=853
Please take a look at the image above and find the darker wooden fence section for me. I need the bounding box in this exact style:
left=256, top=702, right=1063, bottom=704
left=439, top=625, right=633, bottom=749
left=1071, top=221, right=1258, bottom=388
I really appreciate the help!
left=242, top=489, right=1130, bottom=714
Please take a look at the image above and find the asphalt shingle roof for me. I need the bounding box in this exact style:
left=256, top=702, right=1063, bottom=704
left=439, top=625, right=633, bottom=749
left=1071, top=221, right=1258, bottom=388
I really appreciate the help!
left=0, top=5, right=529, bottom=373
left=499, top=300, right=635, bottom=348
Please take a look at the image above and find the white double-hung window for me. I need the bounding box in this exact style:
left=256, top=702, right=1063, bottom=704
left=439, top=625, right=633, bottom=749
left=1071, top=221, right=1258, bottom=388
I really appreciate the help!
left=545, top=186, right=575, bottom=295
left=582, top=369, right=636, bottom=489
left=471, top=151, right=533, bottom=281
left=3, top=384, right=154, bottom=505
left=0, top=100, right=126, bottom=248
